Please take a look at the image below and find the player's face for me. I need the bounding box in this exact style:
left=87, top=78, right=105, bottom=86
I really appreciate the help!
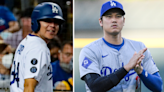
left=99, top=11, right=125, bottom=36
left=50, top=47, right=60, bottom=62
left=59, top=44, right=73, bottom=64
left=38, top=19, right=59, bottom=40
left=21, top=17, right=32, bottom=36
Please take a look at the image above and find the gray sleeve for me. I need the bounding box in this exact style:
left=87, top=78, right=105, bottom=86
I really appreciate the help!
left=79, top=47, right=100, bottom=79
left=142, top=43, right=159, bottom=74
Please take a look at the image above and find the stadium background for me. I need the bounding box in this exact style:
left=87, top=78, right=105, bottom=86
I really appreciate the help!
left=74, top=0, right=164, bottom=92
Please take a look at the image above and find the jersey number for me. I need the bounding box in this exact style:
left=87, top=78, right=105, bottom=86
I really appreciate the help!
left=10, top=61, right=20, bottom=87
left=47, top=65, right=52, bottom=80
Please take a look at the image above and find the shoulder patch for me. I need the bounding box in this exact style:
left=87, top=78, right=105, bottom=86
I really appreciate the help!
left=82, top=57, right=92, bottom=69
left=30, top=67, right=37, bottom=73
left=31, top=58, right=38, bottom=65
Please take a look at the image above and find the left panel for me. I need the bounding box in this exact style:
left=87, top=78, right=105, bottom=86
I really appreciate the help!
left=0, top=0, right=73, bottom=92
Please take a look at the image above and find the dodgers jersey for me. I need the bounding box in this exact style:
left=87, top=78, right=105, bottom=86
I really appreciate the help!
left=79, top=38, right=159, bottom=92
left=10, top=34, right=53, bottom=92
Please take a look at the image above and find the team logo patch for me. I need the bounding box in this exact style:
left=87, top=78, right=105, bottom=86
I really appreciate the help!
left=110, top=1, right=116, bottom=6
left=82, top=57, right=92, bottom=69
left=31, top=58, right=38, bottom=65
left=52, top=5, right=58, bottom=14
left=30, top=67, right=37, bottom=73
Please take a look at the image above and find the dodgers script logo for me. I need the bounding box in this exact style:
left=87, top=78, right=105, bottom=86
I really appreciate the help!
left=101, top=62, right=136, bottom=81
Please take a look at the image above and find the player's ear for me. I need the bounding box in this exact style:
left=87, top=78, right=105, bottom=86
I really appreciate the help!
left=123, top=17, right=125, bottom=26
left=99, top=18, right=103, bottom=27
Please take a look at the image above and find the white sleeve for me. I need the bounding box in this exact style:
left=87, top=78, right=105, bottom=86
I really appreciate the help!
left=24, top=49, right=48, bottom=82
left=79, top=47, right=100, bottom=79
left=142, top=43, right=159, bottom=74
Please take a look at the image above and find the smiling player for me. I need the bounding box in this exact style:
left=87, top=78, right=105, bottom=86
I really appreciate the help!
left=10, top=2, right=64, bottom=92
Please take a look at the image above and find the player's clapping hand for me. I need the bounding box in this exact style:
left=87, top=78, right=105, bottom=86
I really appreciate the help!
left=124, top=48, right=147, bottom=72
left=134, top=58, right=143, bottom=74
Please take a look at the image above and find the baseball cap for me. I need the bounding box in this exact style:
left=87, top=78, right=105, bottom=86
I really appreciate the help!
left=100, top=0, right=125, bottom=17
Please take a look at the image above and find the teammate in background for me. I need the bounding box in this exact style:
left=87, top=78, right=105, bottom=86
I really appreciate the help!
left=0, top=42, right=13, bottom=91
left=0, top=0, right=19, bottom=39
left=51, top=41, right=73, bottom=91
left=10, top=2, right=64, bottom=92
left=4, top=7, right=33, bottom=50
left=47, top=36, right=62, bottom=63
left=79, top=0, right=163, bottom=92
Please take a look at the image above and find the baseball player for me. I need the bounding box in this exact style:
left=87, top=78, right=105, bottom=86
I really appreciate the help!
left=79, top=0, right=163, bottom=92
left=10, top=2, right=64, bottom=92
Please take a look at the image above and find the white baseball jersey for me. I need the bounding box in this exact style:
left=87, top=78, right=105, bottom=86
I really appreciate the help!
left=79, top=38, right=159, bottom=92
left=10, top=34, right=53, bottom=92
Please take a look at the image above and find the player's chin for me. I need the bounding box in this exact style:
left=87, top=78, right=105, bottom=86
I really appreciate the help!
left=107, top=31, right=120, bottom=36
left=46, top=34, right=56, bottom=39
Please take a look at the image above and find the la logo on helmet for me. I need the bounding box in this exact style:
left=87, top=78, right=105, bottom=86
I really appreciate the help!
left=110, top=1, right=116, bottom=6
left=52, top=5, right=58, bottom=14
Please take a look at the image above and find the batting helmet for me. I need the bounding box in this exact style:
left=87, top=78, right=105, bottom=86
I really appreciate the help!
left=31, top=2, right=65, bottom=32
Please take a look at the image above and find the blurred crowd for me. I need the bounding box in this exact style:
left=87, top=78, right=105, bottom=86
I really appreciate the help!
left=0, top=0, right=73, bottom=92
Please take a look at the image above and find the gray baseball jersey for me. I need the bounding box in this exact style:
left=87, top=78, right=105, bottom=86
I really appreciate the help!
left=79, top=38, right=159, bottom=92
left=10, top=35, right=53, bottom=92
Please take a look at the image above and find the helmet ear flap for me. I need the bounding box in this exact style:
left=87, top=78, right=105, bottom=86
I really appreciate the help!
left=35, top=20, right=41, bottom=33
left=31, top=20, right=40, bottom=33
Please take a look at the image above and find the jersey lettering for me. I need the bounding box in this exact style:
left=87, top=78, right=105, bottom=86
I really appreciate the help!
left=10, top=61, right=20, bottom=87
left=17, top=45, right=24, bottom=55
left=100, top=62, right=136, bottom=81
left=47, top=65, right=52, bottom=80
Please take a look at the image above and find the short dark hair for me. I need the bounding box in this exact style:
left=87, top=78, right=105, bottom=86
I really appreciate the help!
left=47, top=36, right=62, bottom=50
left=61, top=41, right=73, bottom=51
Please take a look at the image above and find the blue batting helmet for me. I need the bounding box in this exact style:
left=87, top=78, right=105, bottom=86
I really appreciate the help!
left=31, top=2, right=64, bottom=32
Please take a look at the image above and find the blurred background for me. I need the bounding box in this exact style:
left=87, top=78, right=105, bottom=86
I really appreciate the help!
left=0, top=0, right=72, bottom=92
left=74, top=0, right=164, bottom=92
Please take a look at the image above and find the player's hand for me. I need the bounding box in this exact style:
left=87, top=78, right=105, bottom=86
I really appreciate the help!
left=124, top=48, right=147, bottom=72
left=134, top=59, right=143, bottom=74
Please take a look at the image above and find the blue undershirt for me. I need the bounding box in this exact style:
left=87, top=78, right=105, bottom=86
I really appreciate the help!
left=139, top=70, right=163, bottom=92
left=102, top=38, right=163, bottom=92
left=102, top=37, right=124, bottom=51
left=29, top=34, right=38, bottom=37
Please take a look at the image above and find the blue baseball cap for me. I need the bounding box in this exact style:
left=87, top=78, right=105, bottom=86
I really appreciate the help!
left=100, top=0, right=125, bottom=17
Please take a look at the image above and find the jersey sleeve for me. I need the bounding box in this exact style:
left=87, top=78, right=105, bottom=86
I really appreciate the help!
left=24, top=48, right=49, bottom=82
left=142, top=43, right=159, bottom=74
left=79, top=47, right=100, bottom=79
